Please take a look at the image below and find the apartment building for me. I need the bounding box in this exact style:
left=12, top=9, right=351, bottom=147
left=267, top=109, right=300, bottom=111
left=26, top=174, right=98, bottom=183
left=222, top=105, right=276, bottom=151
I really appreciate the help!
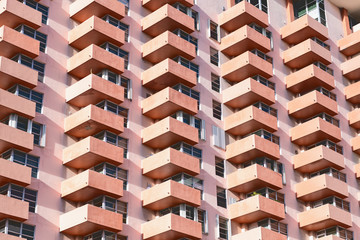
left=0, top=0, right=360, bottom=239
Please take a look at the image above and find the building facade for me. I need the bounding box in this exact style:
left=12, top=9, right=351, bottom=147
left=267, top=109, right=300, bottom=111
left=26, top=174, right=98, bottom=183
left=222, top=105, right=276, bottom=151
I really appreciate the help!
left=0, top=0, right=360, bottom=239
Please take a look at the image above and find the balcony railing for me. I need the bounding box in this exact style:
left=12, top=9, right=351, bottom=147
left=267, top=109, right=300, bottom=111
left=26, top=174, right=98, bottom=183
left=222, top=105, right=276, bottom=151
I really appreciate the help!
left=309, top=167, right=346, bottom=183
left=311, top=196, right=350, bottom=212
left=253, top=102, right=277, bottom=117
left=306, top=139, right=343, bottom=155
left=242, top=157, right=283, bottom=175
left=245, top=187, right=285, bottom=204
left=251, top=75, right=275, bottom=90
left=257, top=218, right=287, bottom=236
left=303, top=112, right=339, bottom=127
left=243, top=129, right=280, bottom=145
left=250, top=49, right=272, bottom=64
left=316, top=226, right=353, bottom=240
left=314, top=61, right=333, bottom=76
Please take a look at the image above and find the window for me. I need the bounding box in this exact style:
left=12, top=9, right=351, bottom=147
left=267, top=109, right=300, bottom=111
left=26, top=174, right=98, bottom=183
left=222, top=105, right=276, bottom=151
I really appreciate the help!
left=171, top=141, right=202, bottom=160
left=118, top=0, right=129, bottom=14
left=0, top=184, right=37, bottom=213
left=215, top=157, right=225, bottom=177
left=0, top=219, right=35, bottom=240
left=171, top=111, right=205, bottom=140
left=218, top=216, right=228, bottom=239
left=88, top=196, right=127, bottom=223
left=173, top=29, right=198, bottom=51
left=235, top=0, right=268, bottom=13
left=316, top=226, right=353, bottom=240
left=251, top=75, right=275, bottom=90
left=191, top=10, right=200, bottom=30
left=96, top=70, right=132, bottom=99
left=172, top=84, right=200, bottom=108
left=211, top=73, right=220, bottom=92
left=173, top=56, right=199, bottom=79
left=209, top=20, right=218, bottom=41
left=8, top=84, right=43, bottom=113
left=1, top=114, right=45, bottom=146
left=100, top=42, right=129, bottom=69
left=102, top=15, right=130, bottom=42
left=159, top=204, right=207, bottom=231
left=15, top=25, right=47, bottom=52
left=93, top=131, right=129, bottom=159
left=311, top=196, right=350, bottom=212
left=210, top=47, right=219, bottom=66
left=243, top=157, right=284, bottom=175
left=250, top=49, right=272, bottom=64
left=243, top=129, right=280, bottom=145
left=165, top=173, right=203, bottom=198
left=212, top=125, right=225, bottom=149
left=253, top=102, right=277, bottom=117
left=309, top=167, right=346, bottom=182
left=212, top=100, right=222, bottom=120
left=12, top=54, right=45, bottom=82
left=246, top=187, right=285, bottom=204
left=93, top=162, right=128, bottom=190
left=172, top=3, right=199, bottom=30
left=349, top=14, right=359, bottom=32
left=258, top=219, right=287, bottom=236
left=1, top=149, right=39, bottom=178
left=96, top=100, right=128, bottom=128
left=84, top=230, right=127, bottom=240
left=18, top=0, right=49, bottom=24
left=217, top=187, right=227, bottom=208
left=294, top=0, right=326, bottom=26
left=306, top=139, right=343, bottom=155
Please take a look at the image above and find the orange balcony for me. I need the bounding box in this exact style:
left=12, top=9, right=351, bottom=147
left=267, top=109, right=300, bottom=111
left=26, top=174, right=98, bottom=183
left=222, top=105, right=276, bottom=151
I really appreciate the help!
left=67, top=44, right=124, bottom=79
left=226, top=134, right=280, bottom=164
left=63, top=136, right=123, bottom=169
left=296, top=174, right=348, bottom=201
left=348, top=108, right=360, bottom=129
left=142, top=213, right=202, bottom=240
left=221, top=25, right=271, bottom=56
left=219, top=0, right=268, bottom=32
left=338, top=29, right=360, bottom=56
left=142, top=58, right=197, bottom=91
left=142, top=180, right=200, bottom=211
left=221, top=51, right=273, bottom=82
left=142, top=117, right=199, bottom=149
left=0, top=123, right=33, bottom=153
left=142, top=0, right=194, bottom=11
left=142, top=4, right=194, bottom=37
left=229, top=195, right=284, bottom=223
left=66, top=74, right=124, bottom=108
left=0, top=0, right=42, bottom=29
left=142, top=87, right=198, bottom=119
left=64, top=104, right=124, bottom=138
left=286, top=64, right=335, bottom=93
left=68, top=15, right=125, bottom=51
left=290, top=118, right=341, bottom=146
left=232, top=227, right=287, bottom=240
left=225, top=105, right=277, bottom=136
left=351, top=135, right=360, bottom=155
left=227, top=164, right=282, bottom=193
left=142, top=147, right=200, bottom=179
left=293, top=145, right=344, bottom=173
left=61, top=169, right=123, bottom=202
left=142, top=31, right=196, bottom=64
left=342, top=55, right=360, bottom=80
left=281, top=15, right=328, bottom=45
left=69, top=0, right=125, bottom=23
left=288, top=90, right=338, bottom=119
left=298, top=204, right=352, bottom=231
left=222, top=77, right=275, bottom=109
left=283, top=39, right=331, bottom=69
left=0, top=88, right=36, bottom=120
left=60, top=204, right=122, bottom=236
left=0, top=157, right=31, bottom=187
left=0, top=25, right=39, bottom=58
left=0, top=195, right=28, bottom=222
left=0, top=233, right=26, bottom=240
left=345, top=81, right=360, bottom=104
left=0, top=56, right=38, bottom=90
